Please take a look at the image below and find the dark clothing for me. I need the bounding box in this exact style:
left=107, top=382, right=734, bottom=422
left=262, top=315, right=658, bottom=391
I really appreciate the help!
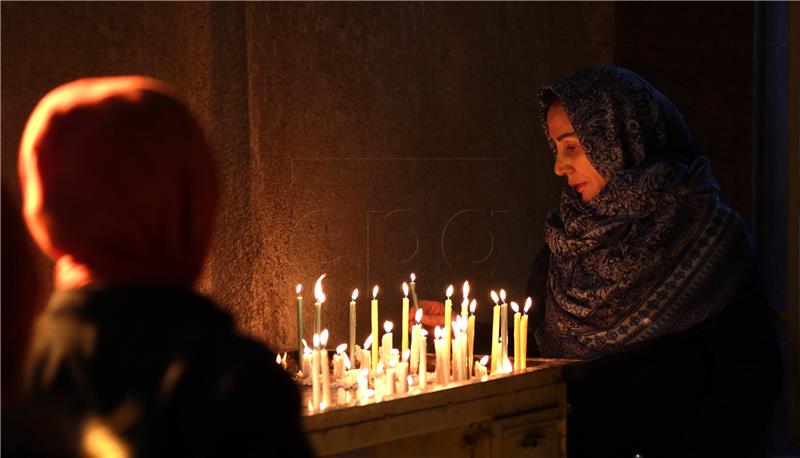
left=527, top=246, right=782, bottom=458
left=23, top=286, right=313, bottom=458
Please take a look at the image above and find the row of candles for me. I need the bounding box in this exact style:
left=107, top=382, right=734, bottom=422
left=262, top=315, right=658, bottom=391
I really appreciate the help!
left=292, top=274, right=534, bottom=412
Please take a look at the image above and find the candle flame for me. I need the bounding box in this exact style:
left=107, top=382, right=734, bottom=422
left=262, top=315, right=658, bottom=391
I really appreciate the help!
left=421, top=329, right=428, bottom=336
left=499, top=289, right=507, bottom=303
left=452, top=320, right=460, bottom=333
left=410, top=273, right=416, bottom=282
left=303, top=339, right=311, bottom=353
left=479, top=355, right=489, bottom=366
left=503, top=358, right=512, bottom=373
left=402, top=349, right=410, bottom=362
left=446, top=284, right=454, bottom=298
left=308, top=400, right=314, bottom=412
left=343, top=353, right=352, bottom=370
left=384, top=321, right=393, bottom=333
left=407, top=375, right=413, bottom=386
left=490, top=290, right=499, bottom=304
left=434, top=326, right=442, bottom=339
left=402, top=282, right=409, bottom=297
left=363, top=334, right=373, bottom=350
left=336, top=343, right=347, bottom=355
left=313, top=333, right=320, bottom=348
left=314, top=274, right=327, bottom=303
left=372, top=285, right=379, bottom=299
left=511, top=301, right=519, bottom=313
left=296, top=284, right=302, bottom=295
left=352, top=289, right=359, bottom=301
left=276, top=354, right=282, bottom=364
left=376, top=361, right=384, bottom=374
left=461, top=298, right=469, bottom=310
left=470, top=299, right=477, bottom=314
left=320, top=329, right=329, bottom=347
left=462, top=280, right=470, bottom=300
left=319, top=401, right=327, bottom=411
left=360, top=368, right=369, bottom=378
left=414, top=308, right=423, bottom=324
left=524, top=297, right=533, bottom=314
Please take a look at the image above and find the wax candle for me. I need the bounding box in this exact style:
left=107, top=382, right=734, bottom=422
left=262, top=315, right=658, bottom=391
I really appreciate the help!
left=444, top=284, right=453, bottom=381
left=357, top=368, right=370, bottom=402
left=397, top=349, right=410, bottom=393
left=512, top=301, right=521, bottom=371
left=385, top=359, right=396, bottom=396
left=467, top=299, right=476, bottom=377
left=312, top=333, right=321, bottom=410
left=499, top=289, right=508, bottom=364
left=433, top=326, right=446, bottom=385
left=461, top=281, right=470, bottom=321
left=503, top=357, right=513, bottom=374
left=374, top=361, right=385, bottom=401
left=302, top=340, right=313, bottom=377
left=410, top=308, right=422, bottom=374
left=402, top=282, right=410, bottom=356
left=460, top=318, right=468, bottom=380
left=490, top=290, right=500, bottom=374
left=360, top=335, right=373, bottom=374
left=521, top=297, right=532, bottom=370
left=320, top=329, right=331, bottom=406
left=419, top=329, right=428, bottom=388
left=409, top=273, right=419, bottom=313
left=371, top=286, right=380, bottom=371
left=333, top=343, right=347, bottom=379
left=475, top=355, right=489, bottom=379
left=296, top=284, right=304, bottom=368
left=452, top=318, right=463, bottom=381
left=314, top=274, right=327, bottom=336
left=382, top=321, right=393, bottom=366
left=348, top=288, right=358, bottom=363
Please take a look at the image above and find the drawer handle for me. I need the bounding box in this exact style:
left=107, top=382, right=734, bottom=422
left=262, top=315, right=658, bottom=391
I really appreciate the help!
left=519, top=432, right=545, bottom=448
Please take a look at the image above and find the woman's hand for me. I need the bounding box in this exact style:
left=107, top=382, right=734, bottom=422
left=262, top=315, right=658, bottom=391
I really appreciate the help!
left=410, top=300, right=446, bottom=331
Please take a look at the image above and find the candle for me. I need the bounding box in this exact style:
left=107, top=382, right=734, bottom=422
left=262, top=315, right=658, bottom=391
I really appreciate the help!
left=512, top=301, right=521, bottom=371
left=500, top=289, right=508, bottom=365
left=360, top=335, right=373, bottom=374
left=521, top=297, right=532, bottom=370
left=410, top=308, right=422, bottom=374
left=460, top=318, right=468, bottom=381
left=357, top=368, right=370, bottom=402
left=320, top=329, right=331, bottom=407
left=461, top=281, right=470, bottom=321
left=467, top=299, right=476, bottom=377
left=350, top=288, right=358, bottom=363
left=490, top=290, right=500, bottom=374
left=333, top=343, right=347, bottom=379
left=419, top=329, right=428, bottom=388
left=313, top=274, right=327, bottom=336
left=475, top=355, right=489, bottom=379
left=402, top=282, right=410, bottom=356
left=397, top=349, right=410, bottom=393
left=409, top=273, right=419, bottom=313
left=371, top=286, right=380, bottom=371
left=374, top=361, right=385, bottom=401
left=452, top=317, right=463, bottom=381
left=433, top=326, right=446, bottom=385
left=444, top=284, right=453, bottom=382
left=385, top=358, right=396, bottom=396
left=296, top=284, right=304, bottom=368
left=382, top=321, right=393, bottom=366
left=503, top=357, right=513, bottom=374
left=302, top=340, right=313, bottom=377
left=312, top=333, right=321, bottom=410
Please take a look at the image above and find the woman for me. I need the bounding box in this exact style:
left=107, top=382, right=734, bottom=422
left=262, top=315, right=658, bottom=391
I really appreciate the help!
left=528, top=65, right=782, bottom=457
left=18, top=76, right=312, bottom=457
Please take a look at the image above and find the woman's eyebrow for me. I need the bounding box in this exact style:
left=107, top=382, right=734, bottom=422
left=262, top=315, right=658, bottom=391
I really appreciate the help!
left=556, top=131, right=577, bottom=141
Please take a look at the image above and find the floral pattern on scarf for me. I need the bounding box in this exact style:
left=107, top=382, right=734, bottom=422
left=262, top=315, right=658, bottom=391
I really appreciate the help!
left=535, top=65, right=752, bottom=359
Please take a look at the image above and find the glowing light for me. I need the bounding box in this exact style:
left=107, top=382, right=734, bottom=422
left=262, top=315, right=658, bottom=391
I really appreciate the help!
left=470, top=299, right=477, bottom=314
left=344, top=353, right=352, bottom=370
left=372, top=285, right=379, bottom=299
left=446, top=284, right=454, bottom=298
left=462, top=281, right=470, bottom=299
left=490, top=290, right=499, bottom=304
left=407, top=375, right=413, bottom=386
left=499, top=289, right=507, bottom=303
left=524, top=297, right=533, bottom=314
left=336, top=343, right=347, bottom=355
left=402, top=349, right=411, bottom=362
left=402, top=282, right=409, bottom=297
left=415, top=308, right=423, bottom=324
left=421, top=329, right=428, bottom=336
left=303, top=339, right=311, bottom=354
left=363, top=334, right=373, bottom=350
left=276, top=354, right=282, bottom=364
left=503, top=358, right=512, bottom=373
left=479, top=355, right=489, bottom=366
left=410, top=273, right=416, bottom=282
left=352, top=289, right=359, bottom=301
left=320, top=329, right=329, bottom=347
left=434, top=326, right=442, bottom=339
left=82, top=418, right=130, bottom=458
left=314, top=274, right=327, bottom=303
left=296, top=284, right=302, bottom=295
left=319, top=401, right=327, bottom=411
left=384, top=321, right=393, bottom=333
left=313, top=333, right=320, bottom=348
left=511, top=302, right=519, bottom=313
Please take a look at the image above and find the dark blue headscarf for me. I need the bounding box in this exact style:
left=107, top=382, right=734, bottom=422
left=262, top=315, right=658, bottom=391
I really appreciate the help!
left=536, top=65, right=753, bottom=359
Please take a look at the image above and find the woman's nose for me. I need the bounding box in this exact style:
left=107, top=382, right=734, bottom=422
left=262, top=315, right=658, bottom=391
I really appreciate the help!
left=554, top=151, right=572, bottom=176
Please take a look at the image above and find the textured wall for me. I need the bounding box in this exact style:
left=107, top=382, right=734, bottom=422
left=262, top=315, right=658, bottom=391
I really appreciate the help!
left=2, top=3, right=616, bottom=351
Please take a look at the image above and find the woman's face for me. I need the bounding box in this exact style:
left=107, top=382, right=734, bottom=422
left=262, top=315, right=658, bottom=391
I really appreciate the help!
left=546, top=103, right=607, bottom=202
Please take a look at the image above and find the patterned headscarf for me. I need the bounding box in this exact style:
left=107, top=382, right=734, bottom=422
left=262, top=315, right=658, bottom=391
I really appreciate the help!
left=19, top=76, right=218, bottom=289
left=535, top=65, right=752, bottom=359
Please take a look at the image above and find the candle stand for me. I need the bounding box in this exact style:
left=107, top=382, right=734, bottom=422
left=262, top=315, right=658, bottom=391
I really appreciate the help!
left=300, top=357, right=573, bottom=458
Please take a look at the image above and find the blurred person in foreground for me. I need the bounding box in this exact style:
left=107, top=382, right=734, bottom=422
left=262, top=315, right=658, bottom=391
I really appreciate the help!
left=17, top=76, right=313, bottom=457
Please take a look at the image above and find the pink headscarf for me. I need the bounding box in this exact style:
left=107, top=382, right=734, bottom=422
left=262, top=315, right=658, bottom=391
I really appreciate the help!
left=19, top=76, right=218, bottom=289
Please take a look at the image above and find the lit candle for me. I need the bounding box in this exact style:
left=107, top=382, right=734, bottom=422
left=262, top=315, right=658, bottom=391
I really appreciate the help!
left=500, top=289, right=508, bottom=365
left=474, top=355, right=489, bottom=379
left=296, top=284, right=304, bottom=369
left=461, top=281, right=470, bottom=321
left=382, top=321, right=393, bottom=366
left=467, top=299, right=476, bottom=377
left=302, top=339, right=313, bottom=377
left=357, top=368, right=370, bottom=401
left=444, top=284, right=453, bottom=382
left=452, top=317, right=463, bottom=381
left=360, top=335, right=373, bottom=374
left=512, top=301, right=521, bottom=371
left=312, top=333, right=321, bottom=410
left=410, top=308, right=422, bottom=374
left=374, top=361, right=385, bottom=401
left=371, top=286, right=380, bottom=371
left=320, top=329, right=331, bottom=407
left=333, top=343, right=347, bottom=379
left=521, top=297, right=532, bottom=371
left=490, top=290, right=500, bottom=374
left=350, top=288, right=358, bottom=363
left=314, top=274, right=327, bottom=336
left=503, top=357, right=513, bottom=374
left=409, top=273, right=419, bottom=313
left=397, top=349, right=410, bottom=393
left=402, top=282, right=410, bottom=356
left=419, top=329, right=428, bottom=388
